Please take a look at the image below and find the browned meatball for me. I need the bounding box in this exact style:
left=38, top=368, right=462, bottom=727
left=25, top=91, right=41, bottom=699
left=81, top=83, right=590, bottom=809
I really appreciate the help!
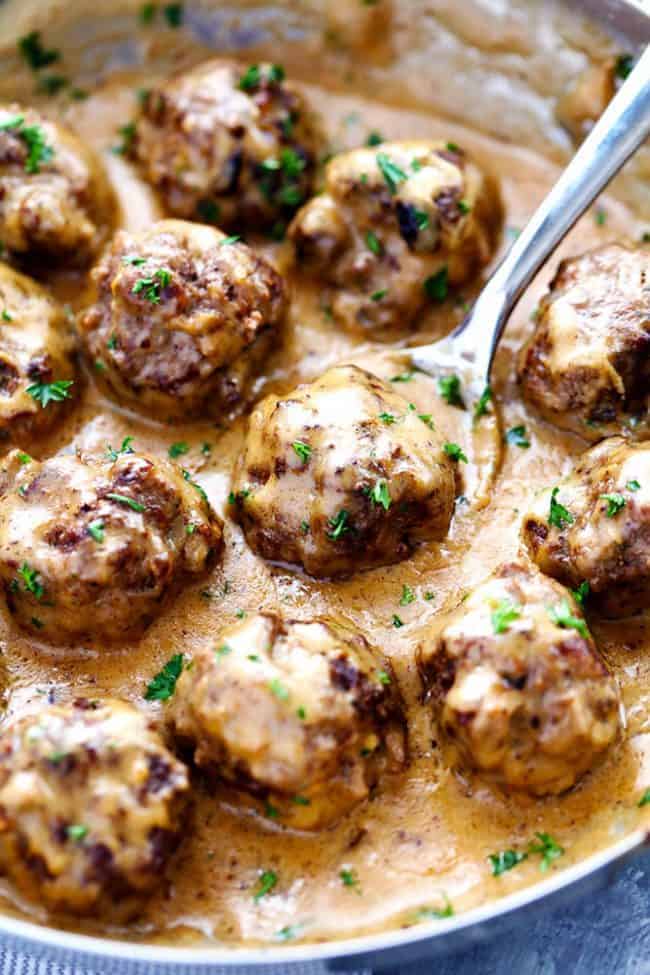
left=556, top=57, right=631, bottom=142
left=418, top=562, right=620, bottom=796
left=169, top=612, right=406, bottom=829
left=289, top=141, right=501, bottom=333
left=522, top=437, right=650, bottom=618
left=0, top=447, right=223, bottom=642
left=77, top=220, right=287, bottom=420
left=230, top=364, right=458, bottom=577
left=0, top=264, right=75, bottom=445
left=0, top=104, right=113, bottom=267
left=0, top=698, right=189, bottom=918
left=518, top=244, right=650, bottom=441
left=133, top=60, right=321, bottom=234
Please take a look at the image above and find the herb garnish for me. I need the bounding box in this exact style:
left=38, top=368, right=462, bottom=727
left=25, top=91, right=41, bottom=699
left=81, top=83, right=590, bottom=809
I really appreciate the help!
left=112, top=122, right=136, bottom=156
left=253, top=869, right=278, bottom=902
left=376, top=152, right=407, bottom=194
left=327, top=510, right=350, bottom=540
left=67, top=824, right=88, bottom=842
left=365, top=229, right=383, bottom=256
left=392, top=614, right=404, bottom=628
left=474, top=385, right=492, bottom=419
left=18, top=32, right=60, bottom=71
left=491, top=599, right=521, bottom=635
left=269, top=678, right=289, bottom=701
left=163, top=3, right=184, bottom=27
left=571, top=580, right=590, bottom=606
left=145, top=653, right=184, bottom=701
left=132, top=267, right=172, bottom=304
left=505, top=425, right=530, bottom=448
left=340, top=868, right=361, bottom=891
left=528, top=832, right=564, bottom=871
left=400, top=584, right=415, bottom=606
left=0, top=115, right=54, bottom=173
left=424, top=267, right=449, bottom=303
left=238, top=64, right=285, bottom=92
left=18, top=563, right=43, bottom=600
left=601, top=493, right=626, bottom=517
left=444, top=442, right=467, bottom=463
left=638, top=788, right=650, bottom=807
left=438, top=375, right=463, bottom=407
left=106, top=436, right=134, bottom=461
left=489, top=849, right=527, bottom=876
left=548, top=487, right=574, bottom=529
left=168, top=442, right=189, bottom=459
left=87, top=520, right=105, bottom=543
left=105, top=492, right=146, bottom=513
left=548, top=600, right=589, bottom=639
left=292, top=441, right=312, bottom=463
left=26, top=379, right=73, bottom=408
left=627, top=479, right=641, bottom=492
left=369, top=479, right=391, bottom=510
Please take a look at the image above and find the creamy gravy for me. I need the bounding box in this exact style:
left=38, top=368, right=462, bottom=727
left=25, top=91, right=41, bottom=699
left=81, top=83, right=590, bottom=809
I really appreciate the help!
left=0, top=1, right=648, bottom=949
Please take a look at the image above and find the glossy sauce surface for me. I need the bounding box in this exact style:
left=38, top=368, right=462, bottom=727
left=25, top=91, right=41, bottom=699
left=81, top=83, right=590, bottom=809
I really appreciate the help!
left=0, top=0, right=648, bottom=948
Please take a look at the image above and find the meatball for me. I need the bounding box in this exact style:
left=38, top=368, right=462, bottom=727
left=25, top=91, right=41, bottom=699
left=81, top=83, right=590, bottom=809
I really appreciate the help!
left=77, top=220, right=287, bottom=420
left=0, top=264, right=75, bottom=445
left=289, top=140, right=501, bottom=333
left=556, top=58, right=627, bottom=142
left=229, top=364, right=457, bottom=577
left=0, top=446, right=223, bottom=641
left=0, top=698, right=189, bottom=918
left=0, top=103, right=113, bottom=267
left=133, top=60, right=320, bottom=233
left=518, top=244, right=650, bottom=441
left=418, top=562, right=620, bottom=795
left=169, top=612, right=406, bottom=828
left=522, top=437, right=650, bottom=618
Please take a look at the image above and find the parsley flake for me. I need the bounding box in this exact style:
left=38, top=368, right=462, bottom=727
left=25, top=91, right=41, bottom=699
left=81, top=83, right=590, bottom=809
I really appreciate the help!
left=438, top=375, right=463, bottom=407
left=292, top=441, right=312, bottom=463
left=571, top=581, right=590, bottom=606
left=549, top=487, right=574, bottom=529
left=87, top=520, right=105, bottom=543
left=489, top=849, right=527, bottom=876
left=474, top=385, right=492, bottom=419
left=528, top=832, right=564, bottom=871
left=505, top=425, right=530, bottom=448
left=423, top=267, right=449, bottom=303
left=548, top=600, right=589, bottom=640
left=369, top=479, right=391, bottom=510
left=105, top=492, right=146, bottom=513
left=376, top=152, right=407, bottom=194
left=253, top=870, right=278, bottom=902
left=26, top=379, right=73, bottom=407
left=168, top=441, right=189, bottom=459
left=400, top=584, right=415, bottom=606
left=601, top=492, right=626, bottom=517
left=444, top=442, right=467, bottom=463
left=327, top=510, right=350, bottom=540
left=491, top=599, right=521, bottom=635
left=18, top=562, right=43, bottom=600
left=18, top=32, right=60, bottom=71
left=132, top=267, right=172, bottom=304
left=365, top=229, right=383, bottom=256
left=145, top=653, right=184, bottom=701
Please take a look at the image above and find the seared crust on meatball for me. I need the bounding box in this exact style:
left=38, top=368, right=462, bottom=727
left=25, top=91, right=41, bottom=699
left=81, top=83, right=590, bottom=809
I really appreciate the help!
left=133, top=61, right=320, bottom=232
left=0, top=264, right=75, bottom=444
left=230, top=364, right=457, bottom=577
left=0, top=447, right=223, bottom=641
left=518, top=244, right=650, bottom=441
left=0, top=104, right=113, bottom=267
left=289, top=140, right=501, bottom=333
left=169, top=612, right=406, bottom=828
left=522, top=437, right=650, bottom=618
left=418, top=562, right=620, bottom=796
left=0, top=698, right=189, bottom=918
left=78, top=220, right=287, bottom=420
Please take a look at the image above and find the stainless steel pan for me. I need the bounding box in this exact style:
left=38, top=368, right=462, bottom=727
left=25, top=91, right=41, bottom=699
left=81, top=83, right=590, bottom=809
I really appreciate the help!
left=0, top=1, right=648, bottom=969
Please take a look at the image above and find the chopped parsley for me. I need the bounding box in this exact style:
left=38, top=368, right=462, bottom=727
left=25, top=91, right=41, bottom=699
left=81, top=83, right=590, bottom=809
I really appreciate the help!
left=423, top=267, right=449, bottom=303
left=369, top=479, right=391, bottom=510
left=390, top=370, right=414, bottom=383
left=600, top=492, right=626, bottom=517
left=438, top=374, right=463, bottom=407
left=1, top=310, right=13, bottom=322
left=370, top=289, right=387, bottom=302
left=18, top=563, right=43, bottom=600
left=638, top=788, right=650, bottom=807
left=220, top=235, right=241, bottom=246
left=627, top=479, right=641, bottom=492
left=400, top=584, right=415, bottom=606
left=269, top=678, right=289, bottom=701
left=67, top=824, right=88, bottom=842
left=253, top=870, right=278, bottom=902
left=163, top=3, right=184, bottom=27
left=594, top=207, right=607, bottom=226
left=215, top=643, right=232, bottom=659
left=122, top=254, right=147, bottom=266
left=377, top=670, right=391, bottom=684
left=489, top=849, right=527, bottom=876
left=571, top=580, right=590, bottom=606
left=365, top=229, right=383, bottom=256
left=548, top=600, right=589, bottom=640
left=87, top=520, right=105, bottom=544
left=392, top=614, right=404, bottom=628
left=528, top=832, right=564, bottom=871
left=132, top=267, right=172, bottom=304
left=17, top=453, right=32, bottom=465
left=168, top=442, right=189, bottom=459
left=38, top=75, right=67, bottom=95
left=182, top=469, right=208, bottom=502
left=548, top=487, right=574, bottom=529
left=112, top=122, right=136, bottom=156
left=376, top=152, right=407, bottom=194
left=292, top=440, right=312, bottom=463
left=327, top=510, right=350, bottom=540
left=491, top=599, right=521, bottom=635
left=413, top=897, right=454, bottom=921
left=615, top=53, right=634, bottom=80
left=366, top=130, right=384, bottom=146
left=458, top=199, right=471, bottom=215
left=0, top=115, right=54, bottom=173
left=379, top=412, right=396, bottom=425
left=145, top=653, right=184, bottom=701
left=105, top=492, right=146, bottom=513
left=18, top=31, right=60, bottom=71
left=238, top=64, right=285, bottom=92
left=474, top=385, right=492, bottom=419
left=26, top=379, right=73, bottom=408
left=106, top=436, right=134, bottom=461
left=443, top=442, right=467, bottom=463
left=505, top=425, right=530, bottom=448
left=340, top=868, right=360, bottom=891
left=140, top=3, right=156, bottom=23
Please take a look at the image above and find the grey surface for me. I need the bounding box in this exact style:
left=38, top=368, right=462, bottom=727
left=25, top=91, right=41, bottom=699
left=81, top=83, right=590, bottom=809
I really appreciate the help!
left=387, top=859, right=650, bottom=975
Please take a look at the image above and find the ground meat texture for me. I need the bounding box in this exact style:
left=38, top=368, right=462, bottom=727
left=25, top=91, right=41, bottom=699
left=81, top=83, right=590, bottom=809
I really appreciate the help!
left=77, top=220, right=287, bottom=420
left=0, top=447, right=223, bottom=642
left=229, top=364, right=457, bottom=577
left=518, top=244, right=650, bottom=441
left=132, top=61, right=321, bottom=233
left=522, top=437, right=650, bottom=618
left=0, top=104, right=114, bottom=268
left=0, top=264, right=75, bottom=445
left=289, top=140, right=501, bottom=333
left=0, top=698, right=189, bottom=918
left=169, top=612, right=406, bottom=829
left=418, top=562, right=620, bottom=796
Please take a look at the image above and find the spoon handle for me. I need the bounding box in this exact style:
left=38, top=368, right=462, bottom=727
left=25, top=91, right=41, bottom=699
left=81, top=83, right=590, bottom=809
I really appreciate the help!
left=454, top=44, right=650, bottom=380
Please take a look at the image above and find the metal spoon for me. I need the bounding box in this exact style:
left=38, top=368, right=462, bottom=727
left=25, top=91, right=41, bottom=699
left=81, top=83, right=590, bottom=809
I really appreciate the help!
left=408, top=43, right=650, bottom=409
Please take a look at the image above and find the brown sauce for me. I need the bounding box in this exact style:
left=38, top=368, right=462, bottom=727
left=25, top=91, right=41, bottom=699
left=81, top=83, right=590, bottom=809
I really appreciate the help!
left=0, top=0, right=648, bottom=948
